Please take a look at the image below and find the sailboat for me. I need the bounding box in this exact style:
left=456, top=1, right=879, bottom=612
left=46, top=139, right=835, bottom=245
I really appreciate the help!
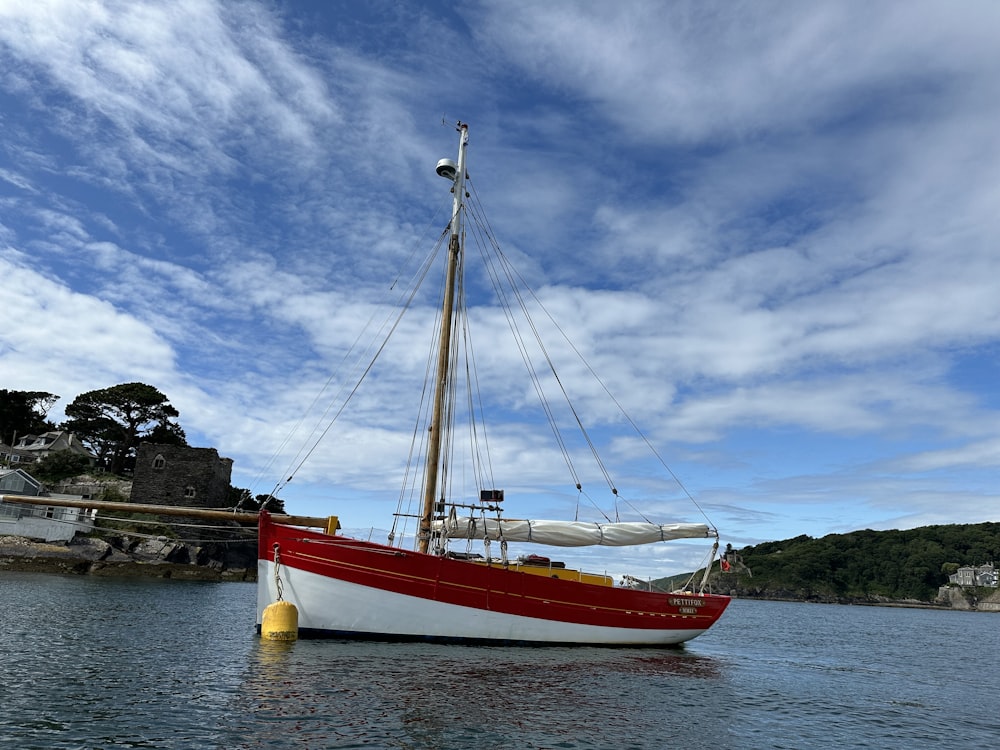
left=256, top=122, right=731, bottom=645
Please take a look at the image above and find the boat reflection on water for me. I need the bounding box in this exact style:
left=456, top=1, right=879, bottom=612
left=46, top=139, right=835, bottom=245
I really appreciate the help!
left=224, top=639, right=727, bottom=747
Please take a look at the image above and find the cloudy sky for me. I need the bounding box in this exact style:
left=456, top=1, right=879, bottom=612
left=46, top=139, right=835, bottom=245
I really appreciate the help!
left=2, top=0, right=998, bottom=576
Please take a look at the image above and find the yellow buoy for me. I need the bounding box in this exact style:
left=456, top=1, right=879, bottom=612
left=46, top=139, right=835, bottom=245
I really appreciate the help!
left=261, top=600, right=299, bottom=641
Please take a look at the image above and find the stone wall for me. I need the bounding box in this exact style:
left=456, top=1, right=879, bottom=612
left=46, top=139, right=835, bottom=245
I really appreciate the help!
left=977, top=588, right=1000, bottom=612
left=51, top=474, right=133, bottom=501
left=130, top=444, right=233, bottom=508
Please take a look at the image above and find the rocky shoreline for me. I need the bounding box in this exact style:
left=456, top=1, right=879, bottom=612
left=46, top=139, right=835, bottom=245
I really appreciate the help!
left=6, top=535, right=999, bottom=611
left=0, top=534, right=257, bottom=582
left=711, top=578, right=1000, bottom=611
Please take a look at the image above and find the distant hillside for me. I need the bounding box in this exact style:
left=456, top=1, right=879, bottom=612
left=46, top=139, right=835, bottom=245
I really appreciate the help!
left=662, top=523, right=1000, bottom=604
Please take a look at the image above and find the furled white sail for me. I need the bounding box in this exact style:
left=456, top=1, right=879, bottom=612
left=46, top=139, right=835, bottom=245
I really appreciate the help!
left=434, top=516, right=714, bottom=547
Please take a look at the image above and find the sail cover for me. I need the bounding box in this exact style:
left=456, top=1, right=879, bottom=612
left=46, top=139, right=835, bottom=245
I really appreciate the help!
left=433, top=516, right=714, bottom=547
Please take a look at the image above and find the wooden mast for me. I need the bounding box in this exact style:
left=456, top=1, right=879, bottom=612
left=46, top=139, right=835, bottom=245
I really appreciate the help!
left=418, top=122, right=469, bottom=554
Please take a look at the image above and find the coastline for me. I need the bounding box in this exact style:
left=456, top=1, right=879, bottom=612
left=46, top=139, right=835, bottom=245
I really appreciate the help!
left=5, top=535, right=997, bottom=611
left=0, top=534, right=256, bottom=582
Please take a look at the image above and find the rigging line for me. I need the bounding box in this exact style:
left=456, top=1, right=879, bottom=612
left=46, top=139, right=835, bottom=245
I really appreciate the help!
left=453, top=267, right=494, bottom=495
left=437, top=244, right=466, bottom=508
left=517, top=269, right=716, bottom=527
left=464, top=190, right=602, bottom=484
left=469, top=183, right=716, bottom=529
left=478, top=223, right=618, bottom=493
left=278, top=232, right=447, bottom=487
left=461, top=308, right=496, bottom=493
left=249, top=227, right=441, bottom=500
left=257, top=222, right=452, bottom=498
left=445, top=238, right=484, bottom=496
left=95, top=517, right=258, bottom=533
left=577, top=486, right=615, bottom=523
left=616, top=494, right=654, bottom=525
left=398, top=289, right=447, bottom=534
left=466, top=181, right=617, bottom=492
left=3, top=511, right=246, bottom=536
left=89, top=522, right=255, bottom=544
left=466, top=193, right=609, bottom=492
left=389, top=201, right=450, bottom=292
left=466, top=206, right=582, bottom=490
left=274, top=231, right=449, bottom=494
left=394, top=233, right=460, bottom=541
left=393, top=298, right=441, bottom=540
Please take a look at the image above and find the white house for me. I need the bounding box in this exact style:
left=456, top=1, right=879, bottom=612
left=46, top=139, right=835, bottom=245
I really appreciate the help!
left=949, top=563, right=998, bottom=588
left=6, top=430, right=95, bottom=465
left=0, top=468, right=96, bottom=542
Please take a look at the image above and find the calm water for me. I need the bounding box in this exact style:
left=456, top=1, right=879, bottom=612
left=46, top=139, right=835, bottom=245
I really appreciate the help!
left=0, top=573, right=996, bottom=749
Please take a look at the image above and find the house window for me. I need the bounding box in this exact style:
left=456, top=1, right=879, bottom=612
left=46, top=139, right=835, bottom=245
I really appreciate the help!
left=152, top=454, right=166, bottom=470
left=184, top=486, right=196, bottom=499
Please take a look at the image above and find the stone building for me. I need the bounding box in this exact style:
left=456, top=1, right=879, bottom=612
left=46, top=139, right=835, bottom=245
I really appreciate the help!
left=131, top=444, right=233, bottom=508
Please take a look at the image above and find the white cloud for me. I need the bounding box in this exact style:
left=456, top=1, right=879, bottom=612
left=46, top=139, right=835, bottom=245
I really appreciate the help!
left=0, top=253, right=177, bottom=402
left=469, top=1, right=1000, bottom=143
left=1, top=0, right=998, bottom=571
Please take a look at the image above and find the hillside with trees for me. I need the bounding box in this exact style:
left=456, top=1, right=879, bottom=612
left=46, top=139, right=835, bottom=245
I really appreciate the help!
left=686, top=523, right=1000, bottom=603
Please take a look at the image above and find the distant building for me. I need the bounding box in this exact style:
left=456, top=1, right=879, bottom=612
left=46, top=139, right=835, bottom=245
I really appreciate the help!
left=130, top=444, right=233, bottom=508
left=0, top=468, right=96, bottom=542
left=2, top=430, right=95, bottom=466
left=949, top=563, right=998, bottom=588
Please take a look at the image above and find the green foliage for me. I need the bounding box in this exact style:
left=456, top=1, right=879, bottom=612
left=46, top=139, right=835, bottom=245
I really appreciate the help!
left=0, top=389, right=58, bottom=445
left=227, top=486, right=287, bottom=514
left=255, top=494, right=286, bottom=514
left=228, top=486, right=254, bottom=508
left=99, top=484, right=128, bottom=503
left=32, top=450, right=92, bottom=482
left=62, top=383, right=187, bottom=475
left=731, top=523, right=1000, bottom=602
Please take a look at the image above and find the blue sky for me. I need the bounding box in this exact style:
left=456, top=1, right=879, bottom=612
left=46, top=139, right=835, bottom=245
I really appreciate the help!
left=2, top=1, right=999, bottom=577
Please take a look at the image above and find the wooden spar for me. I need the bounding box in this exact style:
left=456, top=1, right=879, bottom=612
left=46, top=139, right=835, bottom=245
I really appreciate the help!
left=0, top=494, right=329, bottom=528
left=418, top=121, right=469, bottom=554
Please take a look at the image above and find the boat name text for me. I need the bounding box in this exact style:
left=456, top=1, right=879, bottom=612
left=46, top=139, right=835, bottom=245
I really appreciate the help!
left=669, top=597, right=705, bottom=607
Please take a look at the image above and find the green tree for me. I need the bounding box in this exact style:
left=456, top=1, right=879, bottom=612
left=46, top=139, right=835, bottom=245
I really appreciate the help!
left=228, top=485, right=254, bottom=508
left=0, top=389, right=58, bottom=445
left=62, top=383, right=187, bottom=475
left=33, top=450, right=93, bottom=483
left=723, top=522, right=1000, bottom=602
left=227, top=486, right=287, bottom=514
left=254, top=493, right=286, bottom=514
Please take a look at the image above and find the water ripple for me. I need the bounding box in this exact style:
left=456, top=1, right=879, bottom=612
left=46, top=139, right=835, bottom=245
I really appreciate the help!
left=2, top=575, right=998, bottom=749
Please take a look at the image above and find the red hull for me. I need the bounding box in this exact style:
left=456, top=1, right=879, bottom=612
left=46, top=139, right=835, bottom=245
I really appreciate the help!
left=258, top=513, right=730, bottom=644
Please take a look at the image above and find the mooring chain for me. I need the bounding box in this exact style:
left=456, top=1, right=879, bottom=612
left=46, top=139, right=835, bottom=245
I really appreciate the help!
left=273, top=543, right=285, bottom=602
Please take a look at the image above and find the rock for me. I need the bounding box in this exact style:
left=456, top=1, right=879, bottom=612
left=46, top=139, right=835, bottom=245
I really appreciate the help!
left=132, top=537, right=178, bottom=560
left=0, top=532, right=257, bottom=581
left=66, top=536, right=113, bottom=561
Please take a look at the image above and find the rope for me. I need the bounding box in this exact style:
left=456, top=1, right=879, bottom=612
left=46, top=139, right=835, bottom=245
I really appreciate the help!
left=270, top=228, right=450, bottom=498
left=696, top=540, right=720, bottom=593
left=273, top=544, right=285, bottom=602
left=466, top=177, right=720, bottom=535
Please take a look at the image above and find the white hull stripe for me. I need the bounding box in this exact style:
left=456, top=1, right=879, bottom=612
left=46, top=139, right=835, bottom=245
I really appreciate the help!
left=257, top=562, right=709, bottom=646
